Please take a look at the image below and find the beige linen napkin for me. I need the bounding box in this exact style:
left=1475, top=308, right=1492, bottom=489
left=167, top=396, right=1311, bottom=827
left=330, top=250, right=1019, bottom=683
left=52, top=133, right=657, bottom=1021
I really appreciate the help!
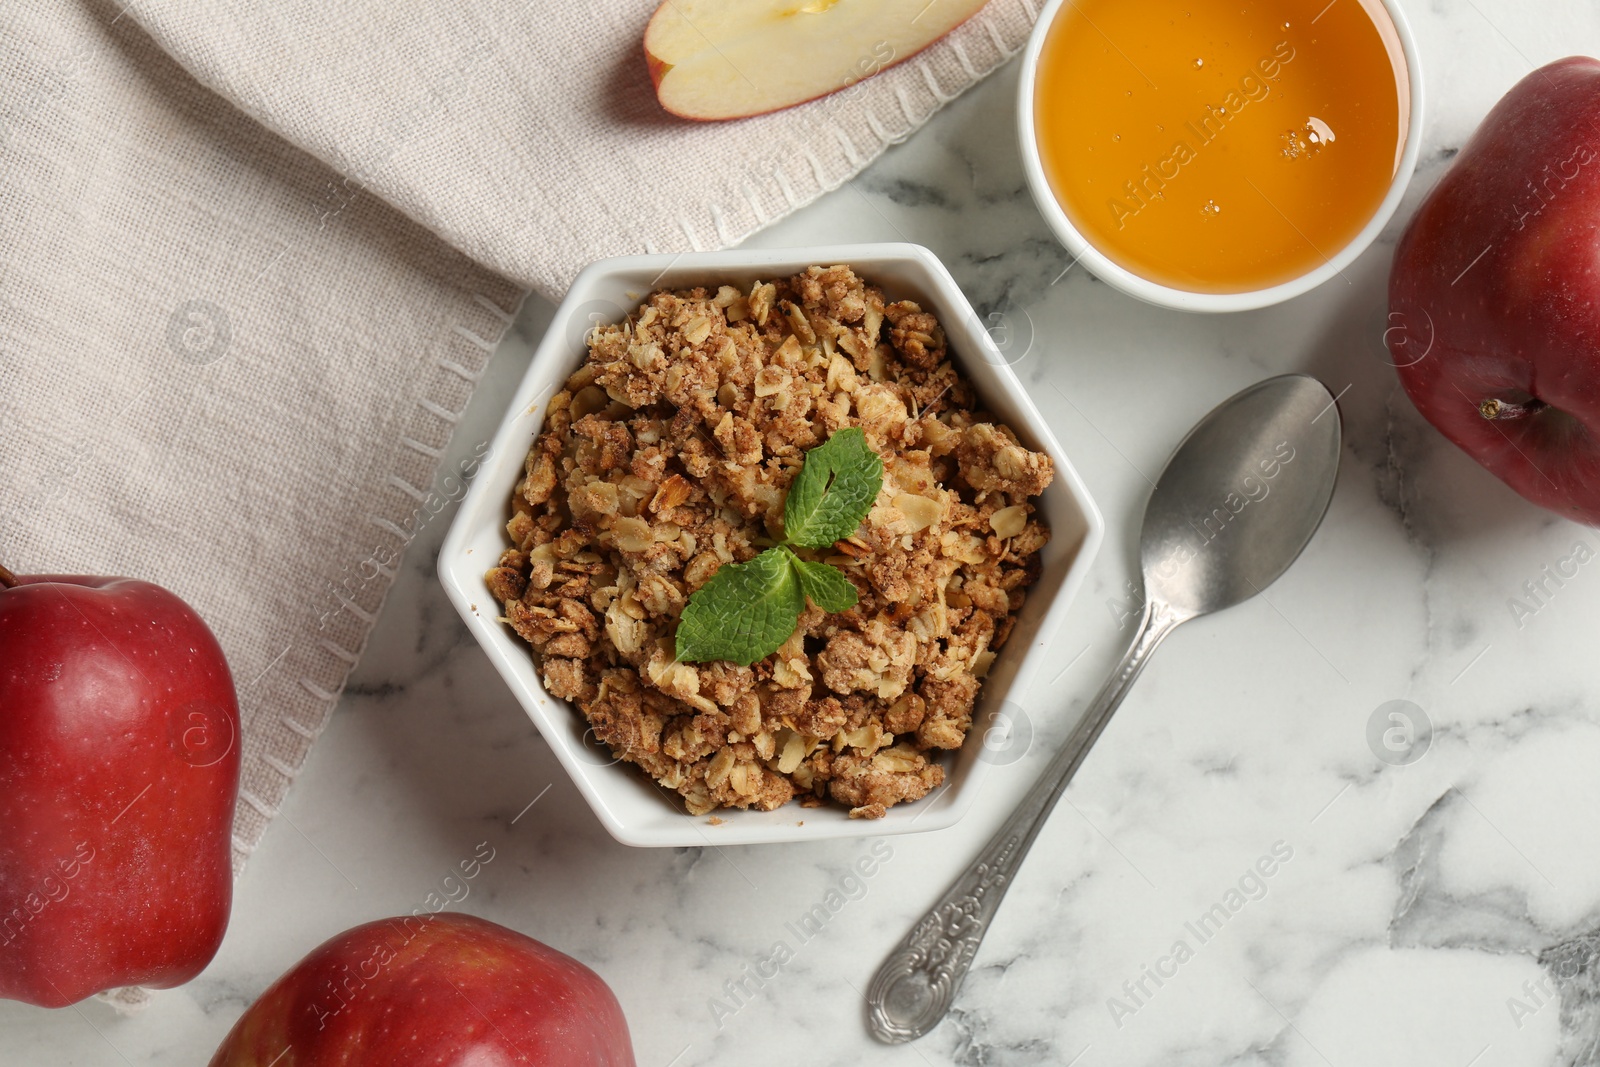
left=125, top=0, right=1043, bottom=299
left=1, top=0, right=522, bottom=881
left=2, top=0, right=1037, bottom=934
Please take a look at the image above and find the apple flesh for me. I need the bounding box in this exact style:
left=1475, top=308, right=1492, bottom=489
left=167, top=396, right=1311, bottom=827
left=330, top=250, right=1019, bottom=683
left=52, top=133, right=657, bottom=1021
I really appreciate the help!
left=207, top=913, right=636, bottom=1066
left=0, top=565, right=240, bottom=1007
left=1388, top=56, right=1600, bottom=524
left=645, top=0, right=989, bottom=121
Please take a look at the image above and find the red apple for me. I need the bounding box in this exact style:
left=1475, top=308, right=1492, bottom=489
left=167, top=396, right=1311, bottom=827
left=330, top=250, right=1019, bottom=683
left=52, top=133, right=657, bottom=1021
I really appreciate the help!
left=0, top=562, right=240, bottom=1007
left=1388, top=56, right=1600, bottom=524
left=644, top=0, right=990, bottom=121
left=208, top=913, right=636, bottom=1066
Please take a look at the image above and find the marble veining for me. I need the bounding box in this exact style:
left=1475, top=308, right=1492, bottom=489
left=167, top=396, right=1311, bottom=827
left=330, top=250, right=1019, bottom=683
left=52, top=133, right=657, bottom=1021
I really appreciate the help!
left=6, top=2, right=1600, bottom=1064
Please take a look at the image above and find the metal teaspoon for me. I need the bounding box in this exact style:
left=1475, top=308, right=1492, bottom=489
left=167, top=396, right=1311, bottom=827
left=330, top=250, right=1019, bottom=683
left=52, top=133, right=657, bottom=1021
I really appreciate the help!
left=866, top=373, right=1343, bottom=1043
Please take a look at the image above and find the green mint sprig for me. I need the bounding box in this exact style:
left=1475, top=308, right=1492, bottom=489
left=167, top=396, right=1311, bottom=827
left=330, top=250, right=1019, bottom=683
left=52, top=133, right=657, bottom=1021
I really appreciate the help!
left=675, top=428, right=883, bottom=666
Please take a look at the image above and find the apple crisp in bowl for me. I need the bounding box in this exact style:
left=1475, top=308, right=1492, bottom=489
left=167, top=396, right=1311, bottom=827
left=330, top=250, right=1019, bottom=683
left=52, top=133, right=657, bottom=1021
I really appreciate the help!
left=484, top=265, right=1056, bottom=820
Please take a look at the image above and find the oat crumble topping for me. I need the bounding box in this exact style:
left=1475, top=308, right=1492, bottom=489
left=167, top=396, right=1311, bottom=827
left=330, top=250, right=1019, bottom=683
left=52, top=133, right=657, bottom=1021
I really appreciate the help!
left=486, top=265, right=1053, bottom=819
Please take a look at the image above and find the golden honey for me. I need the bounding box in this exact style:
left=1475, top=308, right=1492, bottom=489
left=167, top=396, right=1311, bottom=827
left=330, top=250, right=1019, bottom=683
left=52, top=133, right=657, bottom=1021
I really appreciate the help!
left=1034, top=0, right=1407, bottom=293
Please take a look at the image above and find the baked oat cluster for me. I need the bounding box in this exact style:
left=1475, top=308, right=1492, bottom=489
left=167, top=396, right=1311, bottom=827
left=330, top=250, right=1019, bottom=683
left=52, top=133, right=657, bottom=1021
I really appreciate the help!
left=485, top=265, right=1053, bottom=819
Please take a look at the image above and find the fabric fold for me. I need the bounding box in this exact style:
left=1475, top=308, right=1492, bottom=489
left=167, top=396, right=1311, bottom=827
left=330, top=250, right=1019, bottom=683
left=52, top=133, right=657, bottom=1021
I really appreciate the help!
left=124, top=0, right=1042, bottom=300
left=1, top=0, right=522, bottom=876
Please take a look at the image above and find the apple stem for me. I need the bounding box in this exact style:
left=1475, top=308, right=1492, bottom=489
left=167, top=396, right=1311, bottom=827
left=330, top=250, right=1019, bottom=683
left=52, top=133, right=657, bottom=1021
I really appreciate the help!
left=1479, top=397, right=1546, bottom=421
left=0, top=563, right=16, bottom=589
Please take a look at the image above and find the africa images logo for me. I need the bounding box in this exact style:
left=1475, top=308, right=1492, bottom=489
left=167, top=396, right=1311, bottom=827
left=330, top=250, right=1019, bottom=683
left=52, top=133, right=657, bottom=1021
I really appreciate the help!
left=1106, top=841, right=1294, bottom=1028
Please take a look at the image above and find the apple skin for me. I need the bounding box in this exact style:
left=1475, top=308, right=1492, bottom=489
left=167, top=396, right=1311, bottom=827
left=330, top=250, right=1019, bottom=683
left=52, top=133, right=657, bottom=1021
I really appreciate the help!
left=1388, top=56, right=1600, bottom=525
left=0, top=573, right=240, bottom=1007
left=208, top=913, right=636, bottom=1067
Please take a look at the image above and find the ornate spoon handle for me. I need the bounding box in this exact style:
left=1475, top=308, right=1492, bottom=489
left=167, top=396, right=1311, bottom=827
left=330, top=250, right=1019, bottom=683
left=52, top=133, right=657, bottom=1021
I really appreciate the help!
left=865, top=599, right=1182, bottom=1043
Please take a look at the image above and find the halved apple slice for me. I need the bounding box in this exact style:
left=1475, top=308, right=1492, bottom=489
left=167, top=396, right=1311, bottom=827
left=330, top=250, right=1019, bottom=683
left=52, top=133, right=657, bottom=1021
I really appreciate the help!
left=645, top=0, right=990, bottom=121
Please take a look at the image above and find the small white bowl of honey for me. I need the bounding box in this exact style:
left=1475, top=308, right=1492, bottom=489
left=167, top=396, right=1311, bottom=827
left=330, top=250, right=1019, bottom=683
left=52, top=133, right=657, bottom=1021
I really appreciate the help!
left=1019, top=0, right=1424, bottom=312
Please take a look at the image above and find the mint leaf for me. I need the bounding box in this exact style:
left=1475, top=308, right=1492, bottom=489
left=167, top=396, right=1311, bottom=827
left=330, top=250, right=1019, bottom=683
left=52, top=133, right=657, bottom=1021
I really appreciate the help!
left=674, top=431, right=882, bottom=665
left=783, top=427, right=884, bottom=549
left=792, top=554, right=858, bottom=613
left=674, top=547, right=803, bottom=665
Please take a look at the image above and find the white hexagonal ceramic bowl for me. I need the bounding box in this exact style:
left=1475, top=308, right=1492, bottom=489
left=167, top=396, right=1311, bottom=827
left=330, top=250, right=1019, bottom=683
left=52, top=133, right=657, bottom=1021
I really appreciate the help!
left=439, top=244, right=1104, bottom=846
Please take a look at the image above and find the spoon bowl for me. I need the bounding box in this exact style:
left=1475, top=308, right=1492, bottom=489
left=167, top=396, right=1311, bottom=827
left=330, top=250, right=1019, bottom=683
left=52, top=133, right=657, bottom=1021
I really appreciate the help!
left=1142, top=375, right=1343, bottom=618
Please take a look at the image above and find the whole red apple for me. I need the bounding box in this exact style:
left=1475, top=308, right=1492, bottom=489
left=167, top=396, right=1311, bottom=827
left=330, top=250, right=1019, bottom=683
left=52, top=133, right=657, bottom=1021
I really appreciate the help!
left=1388, top=56, right=1600, bottom=524
left=208, top=912, right=636, bottom=1066
left=0, top=563, right=240, bottom=1007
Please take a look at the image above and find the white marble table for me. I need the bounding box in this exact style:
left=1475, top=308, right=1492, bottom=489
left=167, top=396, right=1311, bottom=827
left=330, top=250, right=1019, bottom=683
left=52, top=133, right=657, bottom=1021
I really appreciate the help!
left=8, top=2, right=1600, bottom=1064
